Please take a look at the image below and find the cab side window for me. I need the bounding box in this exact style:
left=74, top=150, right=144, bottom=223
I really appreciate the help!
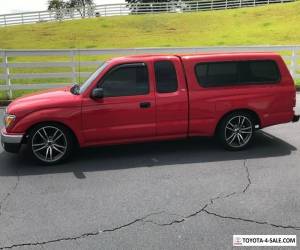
left=101, top=63, right=149, bottom=97
left=154, top=61, right=178, bottom=93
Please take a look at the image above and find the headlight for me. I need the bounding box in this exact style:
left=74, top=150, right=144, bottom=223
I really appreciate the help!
left=4, top=114, right=16, bottom=128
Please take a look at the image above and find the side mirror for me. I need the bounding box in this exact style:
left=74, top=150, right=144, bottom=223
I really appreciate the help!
left=91, top=88, right=104, bottom=99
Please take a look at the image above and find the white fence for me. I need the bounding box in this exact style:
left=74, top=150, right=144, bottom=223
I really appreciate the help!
left=0, top=0, right=294, bottom=27
left=0, top=46, right=300, bottom=99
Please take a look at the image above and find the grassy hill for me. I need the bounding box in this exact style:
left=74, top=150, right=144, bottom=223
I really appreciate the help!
left=0, top=1, right=300, bottom=49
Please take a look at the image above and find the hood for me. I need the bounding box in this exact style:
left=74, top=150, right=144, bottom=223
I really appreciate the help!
left=7, top=87, right=81, bottom=117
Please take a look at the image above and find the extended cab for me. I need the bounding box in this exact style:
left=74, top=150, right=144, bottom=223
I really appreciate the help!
left=1, top=52, right=299, bottom=164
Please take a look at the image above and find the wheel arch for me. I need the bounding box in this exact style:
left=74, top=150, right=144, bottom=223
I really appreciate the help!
left=23, top=121, right=79, bottom=147
left=215, top=108, right=261, bottom=135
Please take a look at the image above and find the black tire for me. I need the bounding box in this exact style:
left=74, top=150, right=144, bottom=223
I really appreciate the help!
left=217, top=111, right=255, bottom=151
left=28, top=123, right=74, bottom=165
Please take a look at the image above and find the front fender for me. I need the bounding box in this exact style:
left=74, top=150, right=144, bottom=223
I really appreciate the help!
left=9, top=107, right=84, bottom=146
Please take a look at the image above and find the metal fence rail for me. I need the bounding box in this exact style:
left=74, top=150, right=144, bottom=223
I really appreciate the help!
left=0, top=46, right=299, bottom=99
left=0, top=0, right=294, bottom=27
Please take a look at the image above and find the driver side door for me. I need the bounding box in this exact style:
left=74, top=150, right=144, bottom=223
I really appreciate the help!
left=81, top=62, right=156, bottom=146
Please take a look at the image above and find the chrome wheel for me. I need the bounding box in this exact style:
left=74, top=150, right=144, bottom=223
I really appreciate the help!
left=225, top=115, right=253, bottom=148
left=31, top=126, right=67, bottom=163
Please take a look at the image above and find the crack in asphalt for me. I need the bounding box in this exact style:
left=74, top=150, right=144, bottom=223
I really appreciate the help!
left=206, top=159, right=251, bottom=207
left=202, top=209, right=300, bottom=231
left=0, top=211, right=164, bottom=249
left=204, top=159, right=300, bottom=231
left=1, top=159, right=299, bottom=249
left=0, top=205, right=210, bottom=249
left=144, top=204, right=209, bottom=227
left=0, top=208, right=210, bottom=249
left=0, top=171, right=20, bottom=217
left=242, top=159, right=251, bottom=193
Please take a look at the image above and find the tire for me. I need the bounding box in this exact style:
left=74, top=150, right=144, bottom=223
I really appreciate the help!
left=28, top=123, right=74, bottom=165
left=217, top=112, right=255, bottom=151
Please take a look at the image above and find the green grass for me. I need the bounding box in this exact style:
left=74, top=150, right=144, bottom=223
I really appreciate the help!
left=0, top=1, right=300, bottom=99
left=1, top=2, right=300, bottom=49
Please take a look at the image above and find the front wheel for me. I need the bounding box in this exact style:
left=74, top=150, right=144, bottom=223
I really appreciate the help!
left=217, top=112, right=255, bottom=151
left=28, top=124, right=73, bottom=165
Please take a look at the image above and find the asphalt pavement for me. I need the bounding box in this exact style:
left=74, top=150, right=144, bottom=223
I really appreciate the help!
left=0, top=95, right=300, bottom=250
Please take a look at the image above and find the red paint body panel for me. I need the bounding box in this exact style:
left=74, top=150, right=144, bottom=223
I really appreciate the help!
left=152, top=56, right=189, bottom=137
left=5, top=52, right=297, bottom=148
left=181, top=53, right=295, bottom=136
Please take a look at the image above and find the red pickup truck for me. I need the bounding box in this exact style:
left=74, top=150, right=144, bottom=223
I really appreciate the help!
left=1, top=52, right=299, bottom=164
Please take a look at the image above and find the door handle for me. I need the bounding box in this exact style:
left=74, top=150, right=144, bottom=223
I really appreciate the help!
left=140, top=102, right=151, bottom=108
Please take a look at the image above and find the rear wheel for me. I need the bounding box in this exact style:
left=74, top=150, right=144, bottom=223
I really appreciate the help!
left=218, top=112, right=255, bottom=150
left=28, top=124, right=73, bottom=165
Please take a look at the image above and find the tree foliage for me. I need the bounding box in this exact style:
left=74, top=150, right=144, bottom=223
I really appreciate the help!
left=48, top=0, right=95, bottom=18
left=48, top=0, right=66, bottom=11
left=68, top=0, right=95, bottom=17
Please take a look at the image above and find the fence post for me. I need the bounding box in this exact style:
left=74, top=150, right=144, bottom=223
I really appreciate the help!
left=240, top=0, right=242, bottom=7
left=3, top=51, right=12, bottom=99
left=211, top=0, right=214, bottom=9
left=226, top=0, right=228, bottom=9
left=253, top=0, right=256, bottom=6
left=21, top=14, right=24, bottom=24
left=290, top=47, right=296, bottom=78
left=4, top=15, right=6, bottom=26
left=70, top=50, right=77, bottom=84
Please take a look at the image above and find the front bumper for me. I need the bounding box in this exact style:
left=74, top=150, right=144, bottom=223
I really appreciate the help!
left=293, top=115, right=300, bottom=122
left=1, top=129, right=24, bottom=153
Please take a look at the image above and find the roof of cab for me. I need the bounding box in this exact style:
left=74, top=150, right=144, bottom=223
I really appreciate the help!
left=109, top=52, right=280, bottom=62
left=178, top=51, right=279, bottom=60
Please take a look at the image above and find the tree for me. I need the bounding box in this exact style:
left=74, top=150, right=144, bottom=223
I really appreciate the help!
left=48, top=0, right=67, bottom=20
left=48, top=0, right=66, bottom=11
left=48, top=0, right=95, bottom=19
left=68, top=0, right=95, bottom=18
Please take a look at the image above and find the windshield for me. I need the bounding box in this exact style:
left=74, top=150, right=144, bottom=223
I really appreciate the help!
left=79, top=62, right=108, bottom=94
